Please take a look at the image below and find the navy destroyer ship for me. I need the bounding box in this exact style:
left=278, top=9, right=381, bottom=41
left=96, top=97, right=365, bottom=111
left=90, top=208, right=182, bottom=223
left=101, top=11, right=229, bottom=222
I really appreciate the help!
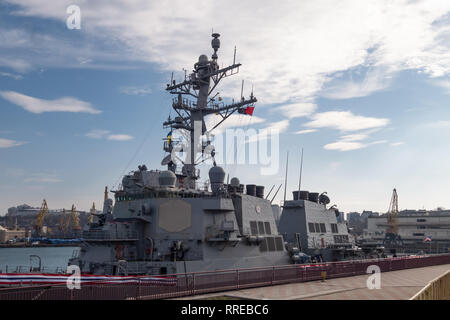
left=69, top=33, right=366, bottom=276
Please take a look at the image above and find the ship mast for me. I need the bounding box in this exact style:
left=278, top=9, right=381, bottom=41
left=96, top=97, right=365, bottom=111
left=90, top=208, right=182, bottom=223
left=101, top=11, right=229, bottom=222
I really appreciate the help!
left=163, top=33, right=257, bottom=189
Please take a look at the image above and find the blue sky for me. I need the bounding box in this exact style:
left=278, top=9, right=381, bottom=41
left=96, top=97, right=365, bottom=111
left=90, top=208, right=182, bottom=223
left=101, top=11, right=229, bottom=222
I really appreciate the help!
left=2, top=0, right=450, bottom=215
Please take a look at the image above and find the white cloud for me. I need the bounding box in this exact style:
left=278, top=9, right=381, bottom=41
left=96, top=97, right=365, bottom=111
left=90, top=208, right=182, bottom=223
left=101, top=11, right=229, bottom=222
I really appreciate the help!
left=107, top=134, right=134, bottom=141
left=119, top=86, right=152, bottom=96
left=0, top=138, right=26, bottom=148
left=0, top=91, right=101, bottom=114
left=340, top=133, right=369, bottom=141
left=432, top=79, right=450, bottom=94
left=0, top=71, right=23, bottom=80
left=247, top=119, right=290, bottom=143
left=424, top=120, right=450, bottom=128
left=323, top=131, right=387, bottom=151
left=324, top=141, right=367, bottom=151
left=294, top=129, right=317, bottom=135
left=0, top=56, right=32, bottom=72
left=391, top=141, right=405, bottom=146
left=304, top=111, right=389, bottom=132
left=85, top=130, right=110, bottom=139
left=85, top=130, right=134, bottom=141
left=205, top=114, right=265, bottom=135
left=24, top=173, right=62, bottom=183
left=275, top=103, right=317, bottom=119
left=321, top=68, right=391, bottom=99
left=4, top=0, right=450, bottom=104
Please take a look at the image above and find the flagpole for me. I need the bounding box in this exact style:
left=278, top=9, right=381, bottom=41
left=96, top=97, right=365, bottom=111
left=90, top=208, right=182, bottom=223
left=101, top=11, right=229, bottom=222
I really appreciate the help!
left=298, top=147, right=303, bottom=193
left=283, top=151, right=289, bottom=205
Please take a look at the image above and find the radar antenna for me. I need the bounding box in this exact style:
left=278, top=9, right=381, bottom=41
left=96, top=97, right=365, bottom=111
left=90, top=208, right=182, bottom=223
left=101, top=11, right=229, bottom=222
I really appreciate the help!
left=163, top=33, right=257, bottom=188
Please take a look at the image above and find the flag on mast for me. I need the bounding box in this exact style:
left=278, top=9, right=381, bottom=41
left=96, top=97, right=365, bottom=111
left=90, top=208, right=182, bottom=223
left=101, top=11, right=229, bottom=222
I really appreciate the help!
left=245, top=105, right=255, bottom=116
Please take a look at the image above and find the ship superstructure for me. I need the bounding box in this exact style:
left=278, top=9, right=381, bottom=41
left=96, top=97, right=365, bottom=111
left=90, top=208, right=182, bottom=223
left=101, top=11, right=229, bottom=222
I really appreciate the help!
left=70, top=33, right=364, bottom=276
left=70, top=34, right=292, bottom=275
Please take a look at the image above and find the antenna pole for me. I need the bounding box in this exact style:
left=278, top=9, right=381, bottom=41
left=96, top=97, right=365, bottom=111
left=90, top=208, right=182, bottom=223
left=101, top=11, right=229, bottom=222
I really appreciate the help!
left=233, top=46, right=236, bottom=65
left=240, top=80, right=244, bottom=100
left=298, top=148, right=303, bottom=192
left=265, top=184, right=275, bottom=200
left=283, top=151, right=289, bottom=204
left=271, top=184, right=283, bottom=204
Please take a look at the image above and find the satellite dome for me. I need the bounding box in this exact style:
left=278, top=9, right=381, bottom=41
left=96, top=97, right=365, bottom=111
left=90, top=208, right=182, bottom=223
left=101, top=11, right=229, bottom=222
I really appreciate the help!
left=198, top=54, right=208, bottom=64
left=159, top=170, right=176, bottom=187
left=209, top=166, right=225, bottom=184
left=230, top=177, right=240, bottom=187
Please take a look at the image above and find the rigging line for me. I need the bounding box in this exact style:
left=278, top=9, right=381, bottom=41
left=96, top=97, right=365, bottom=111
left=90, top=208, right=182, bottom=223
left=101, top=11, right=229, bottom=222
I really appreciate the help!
left=112, top=109, right=167, bottom=190
left=224, top=113, right=243, bottom=173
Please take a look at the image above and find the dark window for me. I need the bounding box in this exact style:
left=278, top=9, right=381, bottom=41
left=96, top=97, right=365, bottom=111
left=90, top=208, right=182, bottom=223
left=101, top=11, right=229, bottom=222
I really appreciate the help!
left=275, top=236, right=284, bottom=251
left=308, top=223, right=315, bottom=233
left=334, top=235, right=348, bottom=243
left=315, top=223, right=320, bottom=233
left=267, top=237, right=276, bottom=251
left=331, top=224, right=338, bottom=233
left=264, top=222, right=271, bottom=235
left=260, top=238, right=268, bottom=252
left=250, top=221, right=258, bottom=235
left=413, top=233, right=425, bottom=236
left=417, top=226, right=426, bottom=229
left=258, top=221, right=265, bottom=235
left=417, top=219, right=426, bottom=222
left=320, top=223, right=326, bottom=233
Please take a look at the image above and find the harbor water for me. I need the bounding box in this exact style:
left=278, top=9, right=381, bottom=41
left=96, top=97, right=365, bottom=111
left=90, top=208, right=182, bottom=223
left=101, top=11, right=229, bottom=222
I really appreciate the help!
left=0, top=246, right=79, bottom=273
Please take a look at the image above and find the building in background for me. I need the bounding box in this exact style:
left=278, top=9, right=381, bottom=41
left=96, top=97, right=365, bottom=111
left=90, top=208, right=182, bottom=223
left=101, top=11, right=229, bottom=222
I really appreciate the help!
left=0, top=225, right=26, bottom=243
left=363, top=209, right=450, bottom=249
left=347, top=211, right=380, bottom=236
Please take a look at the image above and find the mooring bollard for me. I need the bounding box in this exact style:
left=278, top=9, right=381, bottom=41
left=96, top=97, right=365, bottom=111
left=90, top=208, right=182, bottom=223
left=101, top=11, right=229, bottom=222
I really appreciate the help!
left=321, top=271, right=327, bottom=282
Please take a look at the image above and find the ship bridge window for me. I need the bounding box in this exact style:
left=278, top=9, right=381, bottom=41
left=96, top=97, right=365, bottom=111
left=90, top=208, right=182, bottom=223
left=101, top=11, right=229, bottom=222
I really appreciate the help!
left=250, top=221, right=258, bottom=235
left=264, top=222, right=271, bottom=235
left=331, top=224, right=338, bottom=233
left=314, top=223, right=320, bottom=233
left=308, top=223, right=315, bottom=233
left=417, top=219, right=427, bottom=222
left=413, top=233, right=425, bottom=236
left=259, top=238, right=268, bottom=252
left=319, top=223, right=326, bottom=233
left=274, top=236, right=283, bottom=251
left=267, top=237, right=276, bottom=251
left=258, top=221, right=265, bottom=235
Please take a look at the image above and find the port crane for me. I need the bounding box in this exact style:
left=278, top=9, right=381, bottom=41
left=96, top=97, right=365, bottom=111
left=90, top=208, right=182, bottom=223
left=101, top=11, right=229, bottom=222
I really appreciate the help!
left=383, top=188, right=403, bottom=247
left=33, top=199, right=48, bottom=236
left=70, top=204, right=81, bottom=232
left=58, top=209, right=67, bottom=234
left=88, top=202, right=96, bottom=224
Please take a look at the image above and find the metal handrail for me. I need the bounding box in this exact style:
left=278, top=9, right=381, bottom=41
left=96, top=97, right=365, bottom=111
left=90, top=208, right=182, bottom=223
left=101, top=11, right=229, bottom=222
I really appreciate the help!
left=410, top=269, right=450, bottom=300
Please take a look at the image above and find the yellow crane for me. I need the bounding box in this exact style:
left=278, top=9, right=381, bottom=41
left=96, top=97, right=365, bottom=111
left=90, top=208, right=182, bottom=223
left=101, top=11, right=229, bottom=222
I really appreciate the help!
left=89, top=202, right=96, bottom=224
left=383, top=188, right=403, bottom=247
left=70, top=204, right=81, bottom=231
left=33, top=199, right=48, bottom=236
left=59, top=209, right=67, bottom=234
left=64, top=208, right=71, bottom=232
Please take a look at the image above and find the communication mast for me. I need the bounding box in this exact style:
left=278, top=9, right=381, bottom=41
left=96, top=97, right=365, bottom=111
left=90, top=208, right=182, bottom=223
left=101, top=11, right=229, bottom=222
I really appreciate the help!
left=163, top=33, right=257, bottom=189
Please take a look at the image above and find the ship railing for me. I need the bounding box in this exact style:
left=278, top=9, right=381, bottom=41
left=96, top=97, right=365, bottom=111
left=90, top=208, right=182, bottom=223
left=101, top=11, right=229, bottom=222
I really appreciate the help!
left=0, top=265, right=66, bottom=274
left=81, top=230, right=138, bottom=240
left=2, top=253, right=450, bottom=299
